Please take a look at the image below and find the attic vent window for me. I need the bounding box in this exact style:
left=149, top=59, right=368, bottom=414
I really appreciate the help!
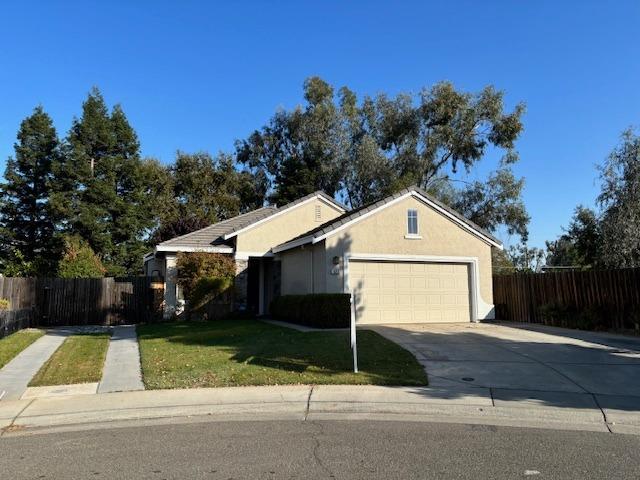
left=315, top=205, right=321, bottom=222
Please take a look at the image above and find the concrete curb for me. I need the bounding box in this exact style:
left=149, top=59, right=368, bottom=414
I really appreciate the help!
left=1, top=384, right=639, bottom=437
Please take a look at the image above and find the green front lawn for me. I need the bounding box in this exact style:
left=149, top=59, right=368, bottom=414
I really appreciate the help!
left=29, top=333, right=111, bottom=386
left=0, top=329, right=44, bottom=369
left=138, top=320, right=427, bottom=389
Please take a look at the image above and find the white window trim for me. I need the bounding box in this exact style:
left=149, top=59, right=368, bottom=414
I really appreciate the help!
left=342, top=253, right=496, bottom=322
left=404, top=234, right=423, bottom=240
left=407, top=208, right=419, bottom=236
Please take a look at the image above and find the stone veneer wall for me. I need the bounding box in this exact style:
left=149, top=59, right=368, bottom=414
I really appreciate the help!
left=234, top=259, right=249, bottom=310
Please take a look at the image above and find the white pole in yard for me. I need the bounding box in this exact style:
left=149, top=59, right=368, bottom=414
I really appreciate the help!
left=350, top=290, right=358, bottom=373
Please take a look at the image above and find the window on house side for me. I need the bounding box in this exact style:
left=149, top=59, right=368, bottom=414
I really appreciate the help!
left=407, top=209, right=418, bottom=235
left=315, top=205, right=321, bottom=222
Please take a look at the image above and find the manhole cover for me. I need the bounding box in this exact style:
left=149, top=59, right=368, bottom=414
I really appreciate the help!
left=461, top=377, right=475, bottom=382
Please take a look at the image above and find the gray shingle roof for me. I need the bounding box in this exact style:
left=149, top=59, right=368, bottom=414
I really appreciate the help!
left=274, top=186, right=503, bottom=251
left=158, top=207, right=277, bottom=249
left=157, top=191, right=346, bottom=250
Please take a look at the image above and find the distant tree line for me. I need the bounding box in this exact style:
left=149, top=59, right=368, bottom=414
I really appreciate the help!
left=1, top=78, right=529, bottom=277
left=545, top=129, right=640, bottom=270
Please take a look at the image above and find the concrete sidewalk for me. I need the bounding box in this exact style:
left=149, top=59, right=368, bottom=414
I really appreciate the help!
left=98, top=325, right=144, bottom=394
left=0, top=329, right=72, bottom=401
left=1, top=384, right=639, bottom=437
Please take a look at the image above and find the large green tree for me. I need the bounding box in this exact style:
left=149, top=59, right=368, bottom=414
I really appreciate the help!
left=236, top=77, right=347, bottom=205
left=0, top=106, right=60, bottom=275
left=150, top=151, right=267, bottom=243
left=597, top=129, right=640, bottom=268
left=50, top=88, right=157, bottom=274
left=173, top=151, right=266, bottom=222
left=237, top=77, right=528, bottom=238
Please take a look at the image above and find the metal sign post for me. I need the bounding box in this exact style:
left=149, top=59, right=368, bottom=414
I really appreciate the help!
left=350, top=291, right=358, bottom=373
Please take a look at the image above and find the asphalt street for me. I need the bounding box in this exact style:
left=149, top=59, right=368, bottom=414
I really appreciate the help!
left=1, top=419, right=639, bottom=479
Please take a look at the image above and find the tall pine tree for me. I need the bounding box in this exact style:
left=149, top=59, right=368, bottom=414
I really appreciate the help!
left=50, top=88, right=154, bottom=275
left=0, top=106, right=60, bottom=275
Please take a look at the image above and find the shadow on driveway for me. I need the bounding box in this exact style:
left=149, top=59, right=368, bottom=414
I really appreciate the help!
left=366, top=322, right=640, bottom=412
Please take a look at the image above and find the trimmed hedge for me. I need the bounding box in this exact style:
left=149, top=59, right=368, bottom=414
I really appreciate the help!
left=270, top=294, right=351, bottom=328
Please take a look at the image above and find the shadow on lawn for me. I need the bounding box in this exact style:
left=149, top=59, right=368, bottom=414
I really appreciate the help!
left=139, top=320, right=427, bottom=384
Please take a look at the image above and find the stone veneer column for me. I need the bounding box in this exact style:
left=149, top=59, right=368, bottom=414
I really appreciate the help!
left=163, top=254, right=178, bottom=319
left=234, top=258, right=249, bottom=311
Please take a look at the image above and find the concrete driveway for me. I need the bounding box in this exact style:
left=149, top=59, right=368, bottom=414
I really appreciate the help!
left=367, top=322, right=640, bottom=411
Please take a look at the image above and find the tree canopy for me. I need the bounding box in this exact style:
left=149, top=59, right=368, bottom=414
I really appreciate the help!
left=597, top=129, right=640, bottom=268
left=1, top=79, right=532, bottom=276
left=237, top=77, right=528, bottom=239
left=545, top=129, right=640, bottom=270
left=545, top=206, right=600, bottom=269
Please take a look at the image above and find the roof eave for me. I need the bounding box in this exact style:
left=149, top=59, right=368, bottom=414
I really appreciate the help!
left=155, top=245, right=235, bottom=254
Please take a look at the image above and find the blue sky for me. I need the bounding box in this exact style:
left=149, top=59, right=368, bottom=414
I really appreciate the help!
left=1, top=1, right=638, bottom=249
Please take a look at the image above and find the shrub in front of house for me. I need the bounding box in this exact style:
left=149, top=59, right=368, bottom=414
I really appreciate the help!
left=270, top=294, right=351, bottom=328
left=189, top=277, right=233, bottom=311
left=176, top=252, right=236, bottom=314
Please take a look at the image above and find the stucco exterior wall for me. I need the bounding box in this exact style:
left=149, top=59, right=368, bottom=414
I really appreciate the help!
left=322, top=196, right=495, bottom=306
left=280, top=247, right=313, bottom=295
left=235, top=198, right=343, bottom=254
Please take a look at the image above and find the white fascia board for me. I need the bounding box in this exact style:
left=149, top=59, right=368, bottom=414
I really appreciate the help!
left=234, top=251, right=275, bottom=260
left=312, top=190, right=503, bottom=249
left=143, top=252, right=155, bottom=263
left=271, top=236, right=314, bottom=254
left=155, top=245, right=234, bottom=254
left=222, top=195, right=345, bottom=241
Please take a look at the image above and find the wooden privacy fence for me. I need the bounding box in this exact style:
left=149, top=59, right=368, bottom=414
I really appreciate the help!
left=0, top=276, right=164, bottom=336
left=493, top=268, right=640, bottom=331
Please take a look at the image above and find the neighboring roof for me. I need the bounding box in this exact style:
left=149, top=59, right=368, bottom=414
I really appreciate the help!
left=273, top=186, right=503, bottom=253
left=156, top=191, right=346, bottom=252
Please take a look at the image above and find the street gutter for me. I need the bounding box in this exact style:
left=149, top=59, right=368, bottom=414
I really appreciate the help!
left=1, top=384, right=639, bottom=437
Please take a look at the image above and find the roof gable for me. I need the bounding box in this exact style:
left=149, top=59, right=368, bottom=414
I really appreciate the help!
left=272, top=187, right=503, bottom=252
left=155, top=191, right=346, bottom=252
left=222, top=191, right=345, bottom=240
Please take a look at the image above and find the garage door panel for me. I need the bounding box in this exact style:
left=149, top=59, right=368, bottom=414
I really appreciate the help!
left=350, top=260, right=471, bottom=324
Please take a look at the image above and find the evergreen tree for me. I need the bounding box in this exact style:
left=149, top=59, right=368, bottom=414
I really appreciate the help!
left=50, top=88, right=155, bottom=274
left=0, top=106, right=60, bottom=275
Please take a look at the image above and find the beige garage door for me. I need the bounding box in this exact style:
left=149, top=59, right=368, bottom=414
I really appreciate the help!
left=348, top=260, right=471, bottom=324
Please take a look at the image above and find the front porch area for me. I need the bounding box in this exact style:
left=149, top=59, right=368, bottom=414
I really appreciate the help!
left=236, top=256, right=281, bottom=316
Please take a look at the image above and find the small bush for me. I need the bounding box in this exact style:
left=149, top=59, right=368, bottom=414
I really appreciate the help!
left=537, top=302, right=574, bottom=326
left=0, top=298, right=9, bottom=311
left=270, top=294, right=351, bottom=328
left=57, top=236, right=106, bottom=278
